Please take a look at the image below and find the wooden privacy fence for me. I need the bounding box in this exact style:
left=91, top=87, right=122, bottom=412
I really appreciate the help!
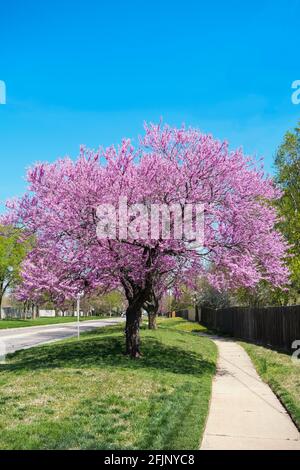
left=200, top=305, right=300, bottom=353
left=175, top=308, right=199, bottom=322
left=175, top=309, right=189, bottom=320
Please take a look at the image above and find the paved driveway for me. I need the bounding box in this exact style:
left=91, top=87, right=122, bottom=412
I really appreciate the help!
left=0, top=318, right=124, bottom=355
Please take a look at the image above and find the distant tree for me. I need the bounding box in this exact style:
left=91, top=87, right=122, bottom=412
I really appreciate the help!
left=87, top=290, right=126, bottom=316
left=144, top=290, right=160, bottom=329
left=275, top=121, right=300, bottom=302
left=0, top=226, right=32, bottom=318
left=144, top=270, right=180, bottom=330
left=198, top=281, right=231, bottom=309
left=28, top=289, right=126, bottom=317
left=234, top=281, right=289, bottom=307
left=170, top=286, right=195, bottom=311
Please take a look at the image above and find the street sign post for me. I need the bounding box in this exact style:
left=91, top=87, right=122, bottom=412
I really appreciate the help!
left=76, top=292, right=84, bottom=339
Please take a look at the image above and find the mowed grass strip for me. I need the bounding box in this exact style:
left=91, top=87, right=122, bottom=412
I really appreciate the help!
left=239, top=341, right=300, bottom=429
left=0, top=316, right=108, bottom=329
left=0, top=318, right=216, bottom=450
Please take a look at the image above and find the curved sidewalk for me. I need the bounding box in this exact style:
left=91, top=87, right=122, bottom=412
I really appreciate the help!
left=200, top=337, right=300, bottom=450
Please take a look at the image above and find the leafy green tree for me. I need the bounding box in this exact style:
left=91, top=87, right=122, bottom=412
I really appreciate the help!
left=170, top=287, right=195, bottom=312
left=275, top=121, right=300, bottom=303
left=234, top=282, right=289, bottom=307
left=0, top=226, right=32, bottom=318
left=198, top=283, right=232, bottom=309
left=85, top=290, right=126, bottom=316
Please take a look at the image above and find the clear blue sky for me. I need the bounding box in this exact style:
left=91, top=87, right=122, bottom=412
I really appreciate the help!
left=0, top=0, right=299, bottom=212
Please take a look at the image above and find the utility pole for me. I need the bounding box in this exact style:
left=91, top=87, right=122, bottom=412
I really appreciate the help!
left=76, top=292, right=84, bottom=339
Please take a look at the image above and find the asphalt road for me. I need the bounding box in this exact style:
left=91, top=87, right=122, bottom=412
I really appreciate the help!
left=0, top=318, right=124, bottom=357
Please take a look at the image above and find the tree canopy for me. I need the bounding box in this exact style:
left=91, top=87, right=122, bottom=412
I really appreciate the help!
left=1, top=123, right=289, bottom=355
left=0, top=226, right=32, bottom=317
left=275, top=121, right=300, bottom=302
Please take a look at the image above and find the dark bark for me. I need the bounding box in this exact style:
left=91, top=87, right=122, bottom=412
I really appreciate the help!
left=148, top=312, right=157, bottom=330
left=23, top=301, right=29, bottom=319
left=125, top=304, right=142, bottom=358
left=124, top=283, right=152, bottom=358
left=122, top=247, right=156, bottom=357
left=144, top=291, right=159, bottom=330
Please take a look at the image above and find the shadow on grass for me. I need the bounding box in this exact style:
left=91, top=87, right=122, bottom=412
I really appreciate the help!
left=1, top=328, right=215, bottom=378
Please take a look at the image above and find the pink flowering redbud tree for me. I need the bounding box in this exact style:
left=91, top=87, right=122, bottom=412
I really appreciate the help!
left=2, top=123, right=289, bottom=357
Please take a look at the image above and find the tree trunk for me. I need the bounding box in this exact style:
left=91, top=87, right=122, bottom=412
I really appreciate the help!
left=122, top=274, right=153, bottom=357
left=148, top=311, right=157, bottom=330
left=23, top=302, right=27, bottom=319
left=125, top=305, right=142, bottom=358
left=144, top=293, right=159, bottom=330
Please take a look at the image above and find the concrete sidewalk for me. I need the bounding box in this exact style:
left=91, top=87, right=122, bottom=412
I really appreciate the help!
left=200, top=337, right=300, bottom=450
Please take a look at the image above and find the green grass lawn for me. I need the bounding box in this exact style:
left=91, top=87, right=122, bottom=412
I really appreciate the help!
left=239, top=341, right=300, bottom=429
left=0, top=316, right=109, bottom=329
left=0, top=318, right=216, bottom=450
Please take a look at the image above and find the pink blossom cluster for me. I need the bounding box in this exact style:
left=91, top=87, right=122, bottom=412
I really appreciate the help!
left=1, top=123, right=289, bottom=304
